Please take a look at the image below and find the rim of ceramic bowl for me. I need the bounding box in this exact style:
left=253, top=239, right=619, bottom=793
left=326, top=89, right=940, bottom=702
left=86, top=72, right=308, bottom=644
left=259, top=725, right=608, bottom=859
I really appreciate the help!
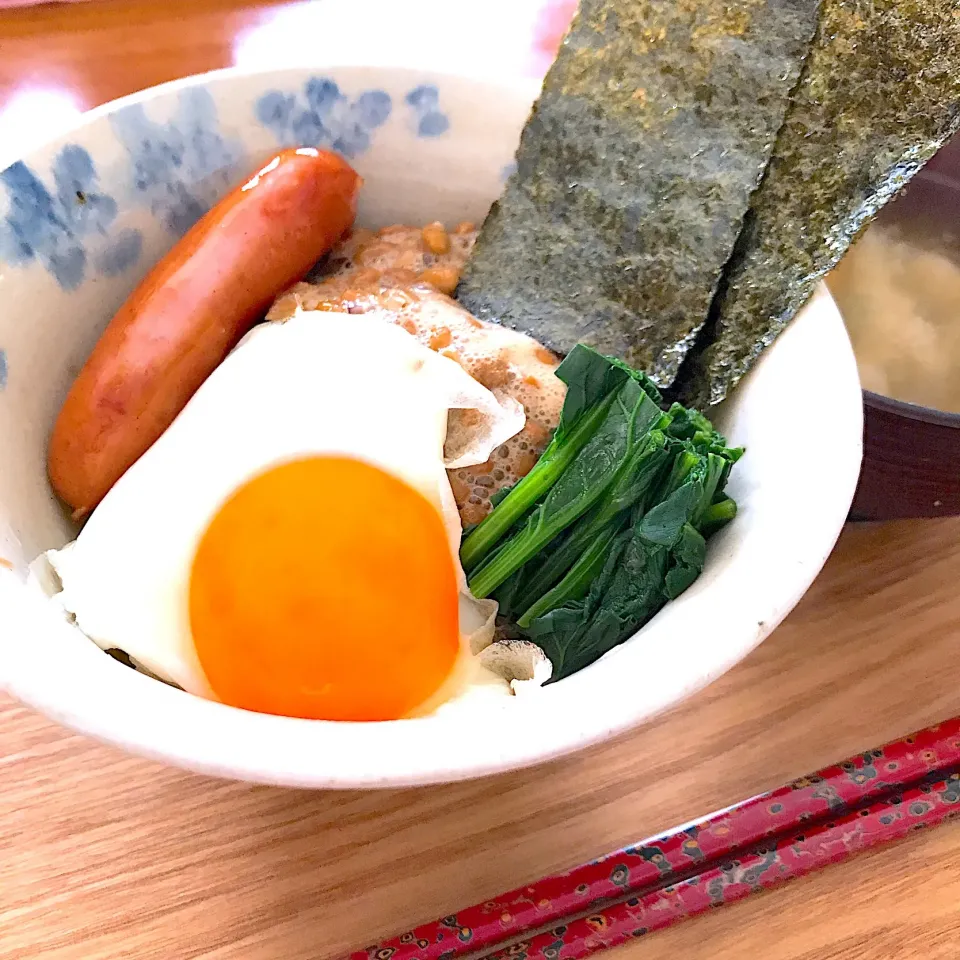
left=1, top=64, right=864, bottom=788
left=863, top=390, right=960, bottom=428
left=0, top=64, right=543, bottom=172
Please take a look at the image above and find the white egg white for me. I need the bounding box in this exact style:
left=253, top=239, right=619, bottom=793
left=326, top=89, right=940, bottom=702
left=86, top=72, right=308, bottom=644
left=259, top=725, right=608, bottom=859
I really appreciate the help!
left=45, top=312, right=532, bottom=712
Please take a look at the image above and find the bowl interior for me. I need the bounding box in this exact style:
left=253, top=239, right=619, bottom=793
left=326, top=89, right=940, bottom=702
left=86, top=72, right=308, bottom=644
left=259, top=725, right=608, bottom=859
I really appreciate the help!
left=0, top=66, right=537, bottom=566
left=0, top=66, right=863, bottom=787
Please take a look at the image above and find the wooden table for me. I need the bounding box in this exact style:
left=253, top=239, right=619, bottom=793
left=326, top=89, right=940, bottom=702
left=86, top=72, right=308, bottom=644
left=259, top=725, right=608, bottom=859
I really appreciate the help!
left=2, top=3, right=960, bottom=958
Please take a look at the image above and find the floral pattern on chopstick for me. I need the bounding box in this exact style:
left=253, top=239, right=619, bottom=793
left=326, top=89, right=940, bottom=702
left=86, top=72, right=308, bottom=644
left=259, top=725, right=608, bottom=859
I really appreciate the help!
left=490, top=768, right=960, bottom=960
left=348, top=718, right=960, bottom=960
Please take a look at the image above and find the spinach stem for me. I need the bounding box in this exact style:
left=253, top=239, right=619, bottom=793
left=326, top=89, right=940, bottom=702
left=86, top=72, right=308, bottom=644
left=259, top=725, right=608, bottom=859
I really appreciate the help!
left=698, top=496, right=738, bottom=536
left=513, top=434, right=668, bottom=610
left=517, top=523, right=623, bottom=628
left=459, top=389, right=618, bottom=572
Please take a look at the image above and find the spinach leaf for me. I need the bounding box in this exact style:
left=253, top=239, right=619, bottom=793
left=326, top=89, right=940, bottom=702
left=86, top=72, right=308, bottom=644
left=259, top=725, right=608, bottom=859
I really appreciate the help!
left=460, top=344, right=633, bottom=572
left=506, top=430, right=671, bottom=619
left=638, top=480, right=703, bottom=545
left=517, top=516, right=628, bottom=628
left=467, top=377, right=662, bottom=597
left=457, top=342, right=743, bottom=683
left=527, top=526, right=671, bottom=680
left=555, top=343, right=638, bottom=427
left=663, top=524, right=706, bottom=599
left=524, top=449, right=715, bottom=680
left=523, top=531, right=629, bottom=679
left=605, top=355, right=664, bottom=405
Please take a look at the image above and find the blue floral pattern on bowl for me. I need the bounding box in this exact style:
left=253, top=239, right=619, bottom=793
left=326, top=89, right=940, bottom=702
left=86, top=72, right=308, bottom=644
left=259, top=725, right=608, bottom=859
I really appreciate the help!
left=0, top=76, right=455, bottom=298
left=0, top=70, right=468, bottom=391
left=110, top=88, right=247, bottom=238
left=255, top=78, right=392, bottom=157
left=404, top=85, right=450, bottom=137
left=0, top=145, right=142, bottom=291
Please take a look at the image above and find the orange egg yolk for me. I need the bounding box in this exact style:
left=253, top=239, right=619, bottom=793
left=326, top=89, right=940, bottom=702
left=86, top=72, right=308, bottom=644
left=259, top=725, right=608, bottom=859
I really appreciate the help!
left=188, top=456, right=461, bottom=721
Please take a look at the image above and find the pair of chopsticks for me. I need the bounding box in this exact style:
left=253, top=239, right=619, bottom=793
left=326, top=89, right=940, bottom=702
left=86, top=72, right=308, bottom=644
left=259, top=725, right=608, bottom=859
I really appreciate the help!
left=349, top=718, right=960, bottom=960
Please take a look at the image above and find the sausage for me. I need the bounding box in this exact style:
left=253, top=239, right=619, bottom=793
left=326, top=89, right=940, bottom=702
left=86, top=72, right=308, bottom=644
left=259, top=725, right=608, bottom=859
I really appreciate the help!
left=48, top=147, right=362, bottom=518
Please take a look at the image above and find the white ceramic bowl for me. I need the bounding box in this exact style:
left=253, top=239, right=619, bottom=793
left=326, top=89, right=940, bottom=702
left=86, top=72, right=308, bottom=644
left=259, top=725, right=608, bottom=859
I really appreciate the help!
left=0, top=66, right=863, bottom=787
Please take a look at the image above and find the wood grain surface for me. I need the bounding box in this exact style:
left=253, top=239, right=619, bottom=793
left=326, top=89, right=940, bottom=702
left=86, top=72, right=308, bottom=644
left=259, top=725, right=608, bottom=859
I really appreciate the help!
left=2, top=2, right=960, bottom=958
left=4, top=519, right=960, bottom=960
left=0, top=0, right=291, bottom=112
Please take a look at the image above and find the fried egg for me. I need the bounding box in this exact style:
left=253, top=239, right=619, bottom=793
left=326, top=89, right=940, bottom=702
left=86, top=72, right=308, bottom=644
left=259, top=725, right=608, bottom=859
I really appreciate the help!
left=267, top=236, right=568, bottom=525
left=44, top=312, right=530, bottom=721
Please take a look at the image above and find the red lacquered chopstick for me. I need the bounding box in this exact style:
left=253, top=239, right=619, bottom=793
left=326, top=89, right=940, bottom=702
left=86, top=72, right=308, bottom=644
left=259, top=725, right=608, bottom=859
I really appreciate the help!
left=485, top=767, right=960, bottom=960
left=348, top=719, right=960, bottom=960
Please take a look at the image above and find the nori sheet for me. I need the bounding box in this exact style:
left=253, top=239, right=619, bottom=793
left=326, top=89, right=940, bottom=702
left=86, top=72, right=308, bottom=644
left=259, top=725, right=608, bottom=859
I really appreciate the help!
left=456, top=0, right=821, bottom=386
left=675, top=0, right=960, bottom=407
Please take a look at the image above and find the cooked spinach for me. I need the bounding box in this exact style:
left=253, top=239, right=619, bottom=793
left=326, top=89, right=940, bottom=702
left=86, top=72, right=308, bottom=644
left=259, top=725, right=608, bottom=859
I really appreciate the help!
left=506, top=430, right=672, bottom=622
left=461, top=346, right=742, bottom=682
left=525, top=463, right=712, bottom=680
left=465, top=357, right=663, bottom=597
left=460, top=344, right=637, bottom=571
left=698, top=497, right=738, bottom=538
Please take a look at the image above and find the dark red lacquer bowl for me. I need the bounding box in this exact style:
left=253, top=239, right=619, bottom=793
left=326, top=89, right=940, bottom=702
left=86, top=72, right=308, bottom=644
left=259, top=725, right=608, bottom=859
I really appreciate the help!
left=853, top=393, right=960, bottom=520
left=843, top=133, right=960, bottom=521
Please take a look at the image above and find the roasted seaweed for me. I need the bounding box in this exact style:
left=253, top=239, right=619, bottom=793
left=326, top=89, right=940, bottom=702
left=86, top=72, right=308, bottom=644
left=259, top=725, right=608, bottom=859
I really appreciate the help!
left=675, top=0, right=960, bottom=406
left=456, top=0, right=821, bottom=386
